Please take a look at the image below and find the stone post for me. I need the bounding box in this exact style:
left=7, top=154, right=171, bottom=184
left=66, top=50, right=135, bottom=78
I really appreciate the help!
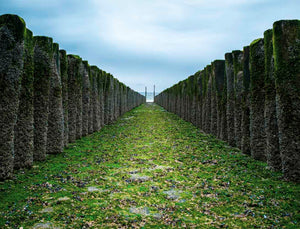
left=33, top=36, right=53, bottom=161
left=14, top=28, right=34, bottom=169
left=0, top=15, right=26, bottom=179
left=273, top=20, right=300, bottom=180
left=249, top=38, right=266, bottom=161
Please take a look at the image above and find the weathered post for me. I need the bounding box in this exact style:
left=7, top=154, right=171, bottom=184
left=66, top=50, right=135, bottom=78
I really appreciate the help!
left=264, top=29, right=281, bottom=170
left=0, top=15, right=26, bottom=179
left=67, top=55, right=81, bottom=142
left=225, top=53, right=236, bottom=146
left=59, top=50, right=69, bottom=146
left=33, top=36, right=53, bottom=161
left=14, top=28, right=34, bottom=169
left=249, top=38, right=266, bottom=161
left=233, top=50, right=244, bottom=149
left=212, top=60, right=225, bottom=139
left=81, top=61, right=90, bottom=137
left=273, top=20, right=300, bottom=180
left=47, top=43, right=64, bottom=154
left=241, top=46, right=251, bottom=155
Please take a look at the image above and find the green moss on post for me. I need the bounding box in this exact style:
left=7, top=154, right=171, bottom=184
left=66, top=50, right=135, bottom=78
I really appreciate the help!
left=232, top=50, right=243, bottom=149
left=264, top=29, right=281, bottom=170
left=225, top=53, right=236, bottom=146
left=47, top=43, right=64, bottom=155
left=273, top=20, right=300, bottom=181
left=241, top=46, right=251, bottom=155
left=90, top=66, right=101, bottom=132
left=0, top=14, right=26, bottom=179
left=249, top=38, right=266, bottom=161
left=14, top=28, right=34, bottom=169
left=212, top=60, right=225, bottom=139
left=81, top=60, right=90, bottom=137
left=33, top=36, right=53, bottom=161
left=59, top=50, right=69, bottom=146
left=67, top=54, right=81, bottom=142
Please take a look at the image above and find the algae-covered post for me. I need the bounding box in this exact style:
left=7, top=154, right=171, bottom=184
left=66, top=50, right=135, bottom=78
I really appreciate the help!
left=59, top=50, right=69, bottom=146
left=212, top=60, right=225, bottom=139
left=90, top=66, right=100, bottom=132
left=98, top=69, right=105, bottom=128
left=241, top=46, right=251, bottom=155
left=47, top=43, right=64, bottom=155
left=67, top=55, right=81, bottom=142
left=82, top=60, right=90, bottom=137
left=225, top=53, right=236, bottom=146
left=33, top=36, right=53, bottom=161
left=14, top=28, right=34, bottom=169
left=264, top=29, right=281, bottom=170
left=249, top=38, right=266, bottom=161
left=0, top=15, right=26, bottom=179
left=211, top=61, right=221, bottom=137
left=273, top=20, right=300, bottom=181
left=232, top=50, right=244, bottom=149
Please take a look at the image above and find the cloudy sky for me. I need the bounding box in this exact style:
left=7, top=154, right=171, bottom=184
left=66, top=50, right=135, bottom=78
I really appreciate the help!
left=1, top=0, right=299, bottom=93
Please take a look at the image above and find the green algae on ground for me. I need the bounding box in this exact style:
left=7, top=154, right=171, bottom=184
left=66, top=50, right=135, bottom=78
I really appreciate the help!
left=0, top=103, right=300, bottom=228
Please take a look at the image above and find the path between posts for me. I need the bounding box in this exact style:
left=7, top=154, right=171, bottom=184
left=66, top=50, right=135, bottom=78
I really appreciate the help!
left=0, top=103, right=299, bottom=228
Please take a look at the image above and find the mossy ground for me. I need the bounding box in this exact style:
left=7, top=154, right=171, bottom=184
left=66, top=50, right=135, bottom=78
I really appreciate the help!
left=1, top=103, right=299, bottom=228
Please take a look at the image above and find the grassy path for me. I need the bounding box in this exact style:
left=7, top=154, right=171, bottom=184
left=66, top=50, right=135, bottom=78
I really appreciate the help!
left=1, top=103, right=300, bottom=228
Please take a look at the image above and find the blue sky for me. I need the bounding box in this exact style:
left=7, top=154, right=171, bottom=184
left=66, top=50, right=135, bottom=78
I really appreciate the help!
left=1, top=0, right=299, bottom=93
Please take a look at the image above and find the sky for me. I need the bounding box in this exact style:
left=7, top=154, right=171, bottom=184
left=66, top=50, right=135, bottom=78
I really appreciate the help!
left=1, top=0, right=299, bottom=93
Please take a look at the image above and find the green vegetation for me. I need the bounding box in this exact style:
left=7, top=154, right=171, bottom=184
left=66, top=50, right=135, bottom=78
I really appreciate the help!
left=1, top=103, right=299, bottom=228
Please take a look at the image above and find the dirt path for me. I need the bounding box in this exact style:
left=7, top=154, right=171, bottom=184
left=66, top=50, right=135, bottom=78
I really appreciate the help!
left=1, top=103, right=299, bottom=228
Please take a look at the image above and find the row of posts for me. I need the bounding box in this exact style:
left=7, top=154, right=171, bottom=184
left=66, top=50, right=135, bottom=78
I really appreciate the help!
left=155, top=20, right=300, bottom=182
left=0, top=14, right=145, bottom=180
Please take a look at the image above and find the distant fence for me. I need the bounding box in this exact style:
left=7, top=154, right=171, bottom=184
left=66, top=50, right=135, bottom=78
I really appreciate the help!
left=155, top=20, right=300, bottom=182
left=0, top=14, right=145, bottom=180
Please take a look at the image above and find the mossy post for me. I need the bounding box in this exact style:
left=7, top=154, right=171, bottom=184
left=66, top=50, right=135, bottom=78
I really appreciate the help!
left=241, top=46, right=251, bottom=155
left=90, top=66, right=100, bottom=132
left=249, top=38, right=266, bottom=161
left=88, top=66, right=95, bottom=134
left=201, top=69, right=207, bottom=131
left=76, top=60, right=83, bottom=139
left=197, top=71, right=204, bottom=130
left=98, top=70, right=105, bottom=128
left=225, top=53, right=236, bottom=146
left=212, top=60, right=225, bottom=139
left=81, top=60, right=90, bottom=137
left=264, top=29, right=281, bottom=170
left=273, top=20, right=300, bottom=181
left=211, top=61, right=221, bottom=137
left=0, top=15, right=26, bottom=179
left=67, top=55, right=81, bottom=142
left=14, top=28, right=34, bottom=169
left=47, top=43, right=64, bottom=154
left=59, top=50, right=69, bottom=146
left=33, top=36, right=53, bottom=161
left=232, top=50, right=244, bottom=149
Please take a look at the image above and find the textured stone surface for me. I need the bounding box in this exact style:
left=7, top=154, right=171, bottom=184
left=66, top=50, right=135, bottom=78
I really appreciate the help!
left=264, top=29, right=281, bottom=170
left=14, top=28, right=34, bottom=169
left=241, top=46, right=251, bottom=155
left=81, top=61, right=90, bottom=137
left=212, top=60, right=225, bottom=140
left=250, top=38, right=266, bottom=161
left=59, top=50, right=69, bottom=146
left=273, top=20, right=300, bottom=181
left=233, top=50, right=244, bottom=149
left=33, top=36, right=53, bottom=161
left=0, top=14, right=25, bottom=179
left=47, top=43, right=64, bottom=155
left=225, top=53, right=236, bottom=146
left=67, top=55, right=81, bottom=142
